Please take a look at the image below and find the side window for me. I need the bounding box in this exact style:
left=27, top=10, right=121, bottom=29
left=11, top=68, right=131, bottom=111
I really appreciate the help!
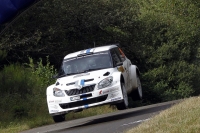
left=114, top=47, right=126, bottom=62
left=110, top=49, right=121, bottom=66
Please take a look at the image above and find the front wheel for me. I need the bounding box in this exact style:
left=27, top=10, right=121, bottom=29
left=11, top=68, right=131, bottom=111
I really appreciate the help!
left=116, top=82, right=129, bottom=110
left=131, top=75, right=142, bottom=100
left=52, top=114, right=65, bottom=123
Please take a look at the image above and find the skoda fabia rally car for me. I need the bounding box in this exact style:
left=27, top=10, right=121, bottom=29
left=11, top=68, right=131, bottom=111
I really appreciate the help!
left=46, top=45, right=142, bottom=122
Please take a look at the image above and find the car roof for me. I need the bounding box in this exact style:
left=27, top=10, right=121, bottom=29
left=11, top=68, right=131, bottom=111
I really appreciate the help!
left=64, top=45, right=118, bottom=59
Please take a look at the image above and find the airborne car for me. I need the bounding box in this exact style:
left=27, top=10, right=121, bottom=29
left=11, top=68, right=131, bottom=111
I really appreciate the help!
left=46, top=45, right=142, bottom=122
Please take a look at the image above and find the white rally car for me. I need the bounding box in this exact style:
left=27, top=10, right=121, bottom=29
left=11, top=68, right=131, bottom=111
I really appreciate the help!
left=46, top=45, right=142, bottom=122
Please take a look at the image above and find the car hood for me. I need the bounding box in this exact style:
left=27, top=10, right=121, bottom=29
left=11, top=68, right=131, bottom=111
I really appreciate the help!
left=54, top=68, right=114, bottom=90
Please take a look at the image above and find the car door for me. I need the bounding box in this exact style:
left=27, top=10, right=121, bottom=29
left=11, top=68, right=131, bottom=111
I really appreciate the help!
left=110, top=47, right=130, bottom=92
left=115, top=47, right=131, bottom=92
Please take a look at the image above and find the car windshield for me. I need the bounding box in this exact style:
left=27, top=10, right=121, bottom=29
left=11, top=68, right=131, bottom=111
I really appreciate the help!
left=58, top=51, right=112, bottom=77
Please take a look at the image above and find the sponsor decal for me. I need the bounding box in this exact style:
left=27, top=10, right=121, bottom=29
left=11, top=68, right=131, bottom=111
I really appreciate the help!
left=49, top=100, right=54, bottom=103
left=99, top=90, right=102, bottom=95
left=99, top=90, right=109, bottom=95
left=50, top=110, right=59, bottom=113
left=103, top=90, right=109, bottom=94
left=110, top=87, right=119, bottom=92
left=110, top=93, right=119, bottom=98
left=117, top=66, right=125, bottom=72
left=111, top=97, right=121, bottom=102
left=55, top=100, right=62, bottom=103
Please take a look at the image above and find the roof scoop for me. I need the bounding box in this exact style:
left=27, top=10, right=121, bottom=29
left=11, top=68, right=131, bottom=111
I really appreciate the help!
left=103, top=72, right=110, bottom=76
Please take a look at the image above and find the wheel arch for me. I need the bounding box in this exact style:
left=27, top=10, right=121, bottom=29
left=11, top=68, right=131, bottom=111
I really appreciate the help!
left=120, top=74, right=125, bottom=83
left=136, top=67, right=140, bottom=76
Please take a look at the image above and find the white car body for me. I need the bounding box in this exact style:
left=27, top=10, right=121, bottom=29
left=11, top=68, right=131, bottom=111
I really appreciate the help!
left=46, top=45, right=142, bottom=122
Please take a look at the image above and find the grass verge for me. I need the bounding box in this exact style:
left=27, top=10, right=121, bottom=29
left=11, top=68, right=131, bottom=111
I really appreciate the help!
left=126, top=96, right=200, bottom=133
left=2, top=96, right=200, bottom=133
left=0, top=105, right=116, bottom=133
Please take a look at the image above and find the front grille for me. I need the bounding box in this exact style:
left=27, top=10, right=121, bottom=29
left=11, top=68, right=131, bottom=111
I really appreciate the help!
left=65, top=84, right=95, bottom=96
left=59, top=94, right=108, bottom=109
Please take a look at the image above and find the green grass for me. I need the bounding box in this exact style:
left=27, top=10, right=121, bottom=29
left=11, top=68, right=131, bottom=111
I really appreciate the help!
left=0, top=122, right=29, bottom=133
left=126, top=96, right=200, bottom=133
left=1, top=97, right=200, bottom=133
left=0, top=114, right=54, bottom=133
left=0, top=105, right=117, bottom=133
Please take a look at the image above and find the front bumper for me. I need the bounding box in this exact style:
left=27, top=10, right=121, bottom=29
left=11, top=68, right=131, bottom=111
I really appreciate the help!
left=47, top=83, right=123, bottom=116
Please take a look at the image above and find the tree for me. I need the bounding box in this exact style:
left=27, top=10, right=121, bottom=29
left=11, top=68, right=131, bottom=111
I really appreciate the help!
left=0, top=0, right=139, bottom=68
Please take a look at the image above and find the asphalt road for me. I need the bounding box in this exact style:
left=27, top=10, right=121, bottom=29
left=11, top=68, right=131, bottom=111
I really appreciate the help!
left=21, top=100, right=181, bottom=133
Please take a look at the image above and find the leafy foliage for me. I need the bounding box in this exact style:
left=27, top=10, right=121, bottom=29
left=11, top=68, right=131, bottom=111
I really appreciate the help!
left=0, top=0, right=139, bottom=68
left=0, top=64, right=37, bottom=121
left=26, top=56, right=56, bottom=87
left=133, top=0, right=200, bottom=102
left=0, top=0, right=200, bottom=128
left=0, top=58, right=56, bottom=123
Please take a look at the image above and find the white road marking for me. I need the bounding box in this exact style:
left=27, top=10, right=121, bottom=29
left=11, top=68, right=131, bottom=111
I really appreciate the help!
left=121, top=118, right=150, bottom=126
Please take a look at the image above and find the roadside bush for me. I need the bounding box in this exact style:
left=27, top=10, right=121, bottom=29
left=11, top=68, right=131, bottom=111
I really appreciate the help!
left=12, top=105, right=28, bottom=119
left=0, top=58, right=56, bottom=124
left=0, top=64, right=39, bottom=122
left=25, top=56, right=57, bottom=119
left=0, top=64, right=35, bottom=99
left=26, top=56, right=57, bottom=87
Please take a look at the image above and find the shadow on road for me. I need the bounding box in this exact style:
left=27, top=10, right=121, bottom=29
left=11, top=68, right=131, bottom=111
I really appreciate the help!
left=52, top=103, right=174, bottom=132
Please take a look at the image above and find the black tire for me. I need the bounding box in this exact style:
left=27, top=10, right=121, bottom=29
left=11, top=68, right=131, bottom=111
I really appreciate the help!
left=131, top=75, right=142, bottom=100
left=52, top=114, right=65, bottom=123
left=116, top=82, right=129, bottom=110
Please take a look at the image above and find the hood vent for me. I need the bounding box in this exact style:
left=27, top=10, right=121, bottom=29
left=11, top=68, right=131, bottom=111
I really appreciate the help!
left=84, top=78, right=94, bottom=82
left=66, top=79, right=93, bottom=86
left=103, top=72, right=110, bottom=76
left=66, top=82, right=75, bottom=86
left=56, top=82, right=60, bottom=86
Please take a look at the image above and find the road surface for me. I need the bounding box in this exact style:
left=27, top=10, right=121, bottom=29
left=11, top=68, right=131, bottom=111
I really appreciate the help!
left=21, top=100, right=181, bottom=133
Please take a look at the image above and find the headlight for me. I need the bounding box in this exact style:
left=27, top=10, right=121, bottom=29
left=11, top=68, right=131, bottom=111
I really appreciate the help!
left=53, top=88, right=65, bottom=97
left=98, top=76, right=113, bottom=89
